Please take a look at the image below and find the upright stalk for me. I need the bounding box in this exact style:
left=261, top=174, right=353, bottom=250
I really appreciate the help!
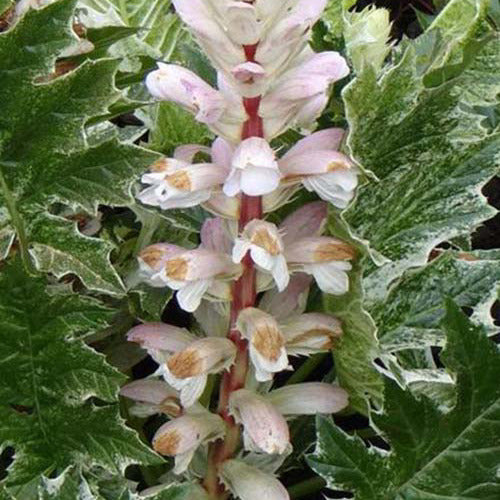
left=204, top=46, right=264, bottom=499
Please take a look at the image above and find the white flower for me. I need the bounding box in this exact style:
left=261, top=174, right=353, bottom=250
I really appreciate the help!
left=223, top=138, right=282, bottom=197
left=236, top=308, right=289, bottom=382
left=152, top=409, right=225, bottom=473
left=154, top=247, right=242, bottom=312
left=281, top=313, right=343, bottom=356
left=232, top=219, right=289, bottom=291
left=119, top=379, right=181, bottom=418
left=285, top=237, right=356, bottom=295
left=220, top=459, right=290, bottom=500
left=266, top=382, right=349, bottom=415
left=164, top=337, right=236, bottom=407
left=229, top=389, right=290, bottom=455
left=137, top=156, right=227, bottom=210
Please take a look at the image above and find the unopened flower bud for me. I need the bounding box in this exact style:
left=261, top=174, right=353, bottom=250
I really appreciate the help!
left=152, top=411, right=225, bottom=473
left=229, top=389, right=290, bottom=455
left=285, top=237, right=355, bottom=295
left=233, top=220, right=289, bottom=291
left=164, top=338, right=236, bottom=407
left=260, top=273, right=312, bottom=321
left=260, top=52, right=349, bottom=138
left=345, top=6, right=392, bottom=73
left=223, top=138, right=282, bottom=197
left=280, top=202, right=328, bottom=246
left=220, top=459, right=290, bottom=500
left=236, top=308, right=289, bottom=381
left=200, top=217, right=236, bottom=254
left=146, top=63, right=226, bottom=124
left=282, top=313, right=342, bottom=355
left=120, top=379, right=181, bottom=417
left=266, top=382, right=348, bottom=415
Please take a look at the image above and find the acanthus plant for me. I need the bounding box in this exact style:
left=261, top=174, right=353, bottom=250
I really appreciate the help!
left=0, top=0, right=499, bottom=499
left=125, top=1, right=358, bottom=497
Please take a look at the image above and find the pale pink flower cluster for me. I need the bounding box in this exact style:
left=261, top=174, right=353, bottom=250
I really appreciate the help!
left=127, top=1, right=360, bottom=498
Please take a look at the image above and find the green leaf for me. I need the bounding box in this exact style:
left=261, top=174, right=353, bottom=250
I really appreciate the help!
left=325, top=214, right=382, bottom=413
left=144, top=102, right=214, bottom=155
left=0, top=0, right=156, bottom=294
left=77, top=0, right=187, bottom=68
left=38, top=467, right=207, bottom=500
left=372, top=250, right=500, bottom=353
left=308, top=300, right=500, bottom=499
left=0, top=261, right=161, bottom=499
left=341, top=0, right=500, bottom=304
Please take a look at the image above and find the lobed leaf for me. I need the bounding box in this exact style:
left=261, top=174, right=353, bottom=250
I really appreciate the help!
left=0, top=261, right=160, bottom=499
left=0, top=0, right=157, bottom=294
left=309, top=300, right=500, bottom=499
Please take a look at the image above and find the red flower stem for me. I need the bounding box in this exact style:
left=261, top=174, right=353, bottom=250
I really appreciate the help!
left=203, top=45, right=263, bottom=500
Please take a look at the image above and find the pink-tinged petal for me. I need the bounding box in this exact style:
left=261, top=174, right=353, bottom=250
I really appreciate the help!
left=231, top=62, right=266, bottom=84
left=279, top=150, right=353, bottom=177
left=282, top=312, right=343, bottom=355
left=174, top=144, right=211, bottom=163
left=306, top=261, right=351, bottom=295
left=172, top=0, right=224, bottom=42
left=236, top=308, right=289, bottom=382
left=285, top=237, right=356, bottom=264
left=232, top=137, right=278, bottom=172
left=127, top=323, right=196, bottom=353
left=164, top=248, right=240, bottom=282
left=256, top=0, right=328, bottom=71
left=267, top=383, right=349, bottom=415
left=260, top=273, right=312, bottom=321
left=280, top=202, right=327, bottom=245
left=138, top=243, right=185, bottom=272
left=241, top=167, right=281, bottom=197
left=172, top=163, right=227, bottom=191
left=145, top=63, right=226, bottom=124
left=203, top=192, right=240, bottom=219
left=226, top=2, right=261, bottom=45
left=200, top=217, right=236, bottom=254
left=152, top=411, right=225, bottom=473
left=120, top=379, right=181, bottom=417
left=224, top=137, right=282, bottom=196
left=211, top=137, right=235, bottom=172
left=221, top=460, right=290, bottom=500
left=223, top=169, right=242, bottom=197
left=119, top=379, right=177, bottom=405
left=281, top=128, right=345, bottom=160
left=303, top=172, right=358, bottom=208
left=229, top=389, right=290, bottom=455
left=166, top=337, right=236, bottom=379
left=293, top=92, right=330, bottom=129
left=299, top=51, right=350, bottom=81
